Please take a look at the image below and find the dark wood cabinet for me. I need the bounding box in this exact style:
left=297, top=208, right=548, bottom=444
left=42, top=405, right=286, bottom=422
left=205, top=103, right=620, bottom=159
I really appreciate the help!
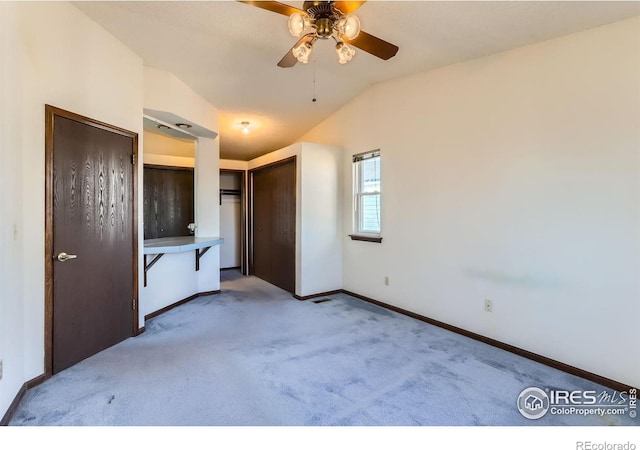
left=143, top=165, right=194, bottom=239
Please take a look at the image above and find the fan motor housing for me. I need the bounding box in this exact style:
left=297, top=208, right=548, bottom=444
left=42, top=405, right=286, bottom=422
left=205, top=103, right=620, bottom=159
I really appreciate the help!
left=315, top=18, right=333, bottom=38
left=304, top=1, right=335, bottom=19
left=303, top=1, right=338, bottom=39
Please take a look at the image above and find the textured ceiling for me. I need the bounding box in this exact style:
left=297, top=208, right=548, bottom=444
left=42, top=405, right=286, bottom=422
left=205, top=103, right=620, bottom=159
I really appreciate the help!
left=73, top=1, right=640, bottom=160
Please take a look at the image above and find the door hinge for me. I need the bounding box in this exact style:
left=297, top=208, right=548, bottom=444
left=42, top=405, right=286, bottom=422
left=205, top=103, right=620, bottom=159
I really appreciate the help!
left=132, top=298, right=137, bottom=310
left=131, top=154, right=136, bottom=165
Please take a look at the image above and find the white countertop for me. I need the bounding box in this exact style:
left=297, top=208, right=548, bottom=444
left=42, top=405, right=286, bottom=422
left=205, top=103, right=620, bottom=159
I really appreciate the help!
left=143, top=236, right=224, bottom=254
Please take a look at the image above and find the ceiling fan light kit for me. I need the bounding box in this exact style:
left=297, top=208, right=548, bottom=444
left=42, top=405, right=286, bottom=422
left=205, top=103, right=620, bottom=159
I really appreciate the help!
left=335, top=41, right=355, bottom=64
left=293, top=41, right=314, bottom=64
left=288, top=12, right=310, bottom=37
left=336, top=14, right=360, bottom=40
left=240, top=1, right=398, bottom=68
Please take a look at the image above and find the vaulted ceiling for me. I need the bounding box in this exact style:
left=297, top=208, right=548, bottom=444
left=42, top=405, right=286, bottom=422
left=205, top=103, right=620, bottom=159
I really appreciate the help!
left=74, top=1, right=640, bottom=160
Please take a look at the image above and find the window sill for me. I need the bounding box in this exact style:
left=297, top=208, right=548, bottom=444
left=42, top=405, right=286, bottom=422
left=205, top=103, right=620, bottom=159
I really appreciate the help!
left=349, top=234, right=382, bottom=243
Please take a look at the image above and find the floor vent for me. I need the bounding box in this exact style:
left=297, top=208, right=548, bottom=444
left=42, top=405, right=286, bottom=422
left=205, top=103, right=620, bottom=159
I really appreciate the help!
left=313, top=298, right=333, bottom=304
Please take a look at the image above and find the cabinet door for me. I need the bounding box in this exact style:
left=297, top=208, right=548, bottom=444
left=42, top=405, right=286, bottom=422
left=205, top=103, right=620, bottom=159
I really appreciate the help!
left=143, top=166, right=194, bottom=239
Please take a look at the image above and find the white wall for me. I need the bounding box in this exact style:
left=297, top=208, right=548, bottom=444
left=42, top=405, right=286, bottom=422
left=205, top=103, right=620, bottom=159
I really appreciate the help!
left=298, top=143, right=343, bottom=296
left=144, top=67, right=218, bottom=135
left=143, top=130, right=195, bottom=167
left=195, top=137, right=221, bottom=294
left=301, top=18, right=640, bottom=387
left=144, top=129, right=195, bottom=158
left=220, top=172, right=242, bottom=190
left=0, top=2, right=26, bottom=419
left=220, top=159, right=249, bottom=171
left=0, top=2, right=144, bottom=416
left=143, top=154, right=195, bottom=168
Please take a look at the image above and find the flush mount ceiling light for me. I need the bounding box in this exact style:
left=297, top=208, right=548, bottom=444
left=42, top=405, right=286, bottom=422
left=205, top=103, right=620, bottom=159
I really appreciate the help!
left=175, top=123, right=192, bottom=129
left=240, top=121, right=251, bottom=135
left=240, top=1, right=398, bottom=68
left=157, top=124, right=170, bottom=130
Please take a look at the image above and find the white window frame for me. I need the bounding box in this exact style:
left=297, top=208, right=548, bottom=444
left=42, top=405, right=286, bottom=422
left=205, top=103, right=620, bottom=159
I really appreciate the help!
left=352, top=150, right=381, bottom=238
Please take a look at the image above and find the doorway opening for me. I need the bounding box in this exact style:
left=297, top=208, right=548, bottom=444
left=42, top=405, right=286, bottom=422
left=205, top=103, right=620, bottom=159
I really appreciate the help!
left=220, top=169, right=247, bottom=275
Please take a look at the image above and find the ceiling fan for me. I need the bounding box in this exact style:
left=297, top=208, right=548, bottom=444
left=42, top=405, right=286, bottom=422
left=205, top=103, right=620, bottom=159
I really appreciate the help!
left=239, top=1, right=399, bottom=67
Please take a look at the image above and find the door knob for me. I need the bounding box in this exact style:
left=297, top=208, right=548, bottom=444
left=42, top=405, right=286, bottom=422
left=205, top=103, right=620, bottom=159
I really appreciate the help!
left=57, top=252, right=78, bottom=262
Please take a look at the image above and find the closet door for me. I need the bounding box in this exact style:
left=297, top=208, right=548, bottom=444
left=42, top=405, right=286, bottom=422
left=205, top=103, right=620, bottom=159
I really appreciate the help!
left=252, top=166, right=274, bottom=283
left=251, top=158, right=295, bottom=293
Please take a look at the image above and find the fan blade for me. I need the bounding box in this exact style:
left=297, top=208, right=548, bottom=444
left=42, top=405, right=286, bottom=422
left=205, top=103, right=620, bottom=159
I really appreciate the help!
left=334, top=1, right=367, bottom=15
left=277, top=34, right=316, bottom=68
left=345, top=30, right=398, bottom=60
left=237, top=1, right=304, bottom=17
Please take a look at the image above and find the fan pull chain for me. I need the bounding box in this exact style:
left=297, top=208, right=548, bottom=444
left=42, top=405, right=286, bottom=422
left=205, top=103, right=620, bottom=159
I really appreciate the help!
left=312, top=57, right=317, bottom=103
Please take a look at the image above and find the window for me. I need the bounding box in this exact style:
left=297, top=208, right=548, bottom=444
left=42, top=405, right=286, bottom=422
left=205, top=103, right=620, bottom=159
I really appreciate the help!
left=352, top=150, right=382, bottom=242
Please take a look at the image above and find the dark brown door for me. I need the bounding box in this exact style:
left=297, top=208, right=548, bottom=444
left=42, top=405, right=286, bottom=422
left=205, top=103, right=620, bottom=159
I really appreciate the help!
left=46, top=106, right=137, bottom=374
left=251, top=159, right=295, bottom=293
left=143, top=166, right=194, bottom=239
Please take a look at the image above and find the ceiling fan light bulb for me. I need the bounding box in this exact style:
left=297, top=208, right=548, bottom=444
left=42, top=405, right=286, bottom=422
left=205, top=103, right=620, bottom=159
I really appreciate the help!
left=336, top=42, right=355, bottom=64
left=337, top=15, right=361, bottom=40
left=288, top=12, right=309, bottom=37
left=293, top=41, right=313, bottom=64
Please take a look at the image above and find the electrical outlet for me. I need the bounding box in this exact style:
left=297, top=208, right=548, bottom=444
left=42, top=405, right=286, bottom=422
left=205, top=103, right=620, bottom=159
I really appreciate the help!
left=484, top=299, right=493, bottom=313
left=384, top=276, right=390, bottom=286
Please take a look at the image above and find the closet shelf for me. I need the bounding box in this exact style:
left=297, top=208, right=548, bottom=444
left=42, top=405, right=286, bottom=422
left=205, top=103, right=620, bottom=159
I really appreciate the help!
left=220, top=189, right=241, bottom=205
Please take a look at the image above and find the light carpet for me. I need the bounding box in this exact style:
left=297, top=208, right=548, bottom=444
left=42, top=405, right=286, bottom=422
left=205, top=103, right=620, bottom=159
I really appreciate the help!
left=9, top=271, right=636, bottom=426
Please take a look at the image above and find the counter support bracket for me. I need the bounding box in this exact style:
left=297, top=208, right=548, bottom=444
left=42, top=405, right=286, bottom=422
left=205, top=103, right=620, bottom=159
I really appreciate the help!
left=144, top=253, right=164, bottom=287
left=195, top=246, right=211, bottom=271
